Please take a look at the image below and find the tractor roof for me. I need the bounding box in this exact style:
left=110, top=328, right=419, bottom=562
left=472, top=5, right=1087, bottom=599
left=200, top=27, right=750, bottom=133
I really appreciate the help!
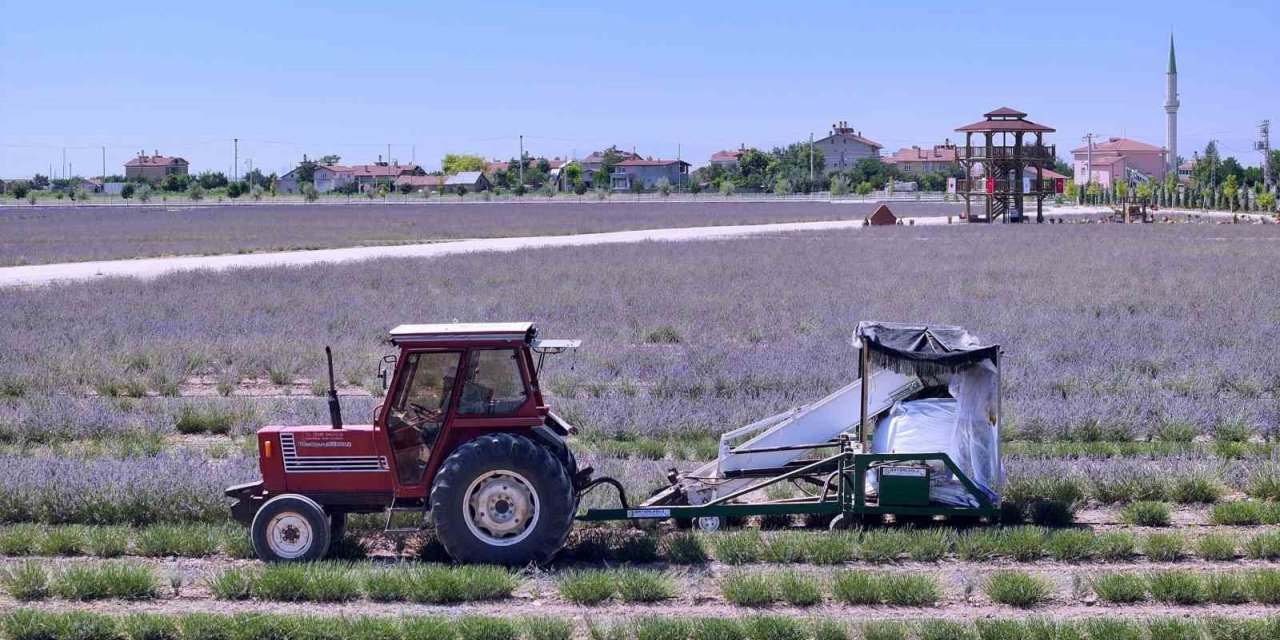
left=389, top=322, right=536, bottom=344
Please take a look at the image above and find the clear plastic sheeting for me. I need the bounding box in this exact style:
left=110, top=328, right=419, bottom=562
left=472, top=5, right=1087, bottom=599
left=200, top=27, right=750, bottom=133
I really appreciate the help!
left=867, top=359, right=1001, bottom=507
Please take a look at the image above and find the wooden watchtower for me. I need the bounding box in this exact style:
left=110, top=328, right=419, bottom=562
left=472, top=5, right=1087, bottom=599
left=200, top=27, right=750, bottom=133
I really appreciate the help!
left=955, top=107, right=1056, bottom=223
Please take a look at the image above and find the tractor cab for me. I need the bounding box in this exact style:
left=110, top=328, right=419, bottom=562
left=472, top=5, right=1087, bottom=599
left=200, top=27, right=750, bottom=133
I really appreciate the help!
left=227, top=322, right=585, bottom=565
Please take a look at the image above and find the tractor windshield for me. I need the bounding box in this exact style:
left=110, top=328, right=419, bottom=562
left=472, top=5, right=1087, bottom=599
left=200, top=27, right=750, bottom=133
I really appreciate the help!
left=387, top=351, right=462, bottom=485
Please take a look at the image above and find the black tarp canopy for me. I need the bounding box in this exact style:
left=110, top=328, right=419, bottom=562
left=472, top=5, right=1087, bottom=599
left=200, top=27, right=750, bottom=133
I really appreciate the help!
left=856, top=321, right=999, bottom=373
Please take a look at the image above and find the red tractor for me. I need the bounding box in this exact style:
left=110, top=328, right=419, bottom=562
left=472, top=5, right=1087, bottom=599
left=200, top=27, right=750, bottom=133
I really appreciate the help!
left=226, top=323, right=592, bottom=565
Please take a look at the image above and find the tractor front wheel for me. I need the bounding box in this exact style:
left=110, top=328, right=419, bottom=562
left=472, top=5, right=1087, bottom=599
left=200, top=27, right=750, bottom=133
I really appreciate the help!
left=430, top=433, right=573, bottom=565
left=250, top=494, right=331, bottom=562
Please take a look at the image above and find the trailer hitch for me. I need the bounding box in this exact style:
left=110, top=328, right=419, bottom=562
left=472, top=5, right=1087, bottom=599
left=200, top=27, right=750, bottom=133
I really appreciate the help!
left=575, top=476, right=631, bottom=510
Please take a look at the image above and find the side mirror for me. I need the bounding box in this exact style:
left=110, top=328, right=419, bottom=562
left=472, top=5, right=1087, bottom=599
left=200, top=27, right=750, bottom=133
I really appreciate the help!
left=377, top=354, right=397, bottom=391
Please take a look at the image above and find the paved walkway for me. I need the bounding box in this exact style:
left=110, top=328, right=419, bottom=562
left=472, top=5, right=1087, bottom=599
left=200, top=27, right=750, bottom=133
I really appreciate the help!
left=0, top=218, right=953, bottom=288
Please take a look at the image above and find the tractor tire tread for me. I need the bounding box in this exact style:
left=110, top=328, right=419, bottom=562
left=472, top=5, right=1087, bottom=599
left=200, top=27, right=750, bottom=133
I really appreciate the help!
left=430, top=433, right=573, bottom=565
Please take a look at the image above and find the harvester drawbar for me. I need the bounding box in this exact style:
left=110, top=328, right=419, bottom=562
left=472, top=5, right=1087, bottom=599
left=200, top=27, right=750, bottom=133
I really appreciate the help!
left=228, top=321, right=1003, bottom=565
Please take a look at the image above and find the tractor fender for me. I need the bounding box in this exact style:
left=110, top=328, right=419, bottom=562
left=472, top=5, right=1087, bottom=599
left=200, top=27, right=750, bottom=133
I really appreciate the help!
left=226, top=481, right=267, bottom=525
left=530, top=425, right=573, bottom=469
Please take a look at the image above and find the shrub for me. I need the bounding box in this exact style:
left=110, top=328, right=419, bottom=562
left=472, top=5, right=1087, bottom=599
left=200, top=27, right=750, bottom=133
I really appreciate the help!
left=776, top=571, right=822, bottom=607
left=526, top=617, right=574, bottom=640
left=713, top=531, right=762, bottom=565
left=1, top=563, right=50, bottom=600
left=1095, top=532, right=1137, bottom=561
left=0, top=524, right=41, bottom=556
left=832, top=570, right=880, bottom=605
left=742, top=615, right=806, bottom=640
left=1147, top=619, right=1205, bottom=640
left=1082, top=619, right=1144, bottom=640
left=720, top=572, right=776, bottom=607
left=121, top=613, right=181, bottom=640
left=1211, top=501, right=1264, bottom=526
left=175, top=405, right=236, bottom=435
left=135, top=524, right=219, bottom=557
left=664, top=532, right=708, bottom=564
left=878, top=573, right=940, bottom=606
left=1147, top=570, right=1205, bottom=604
left=759, top=532, right=808, bottom=563
left=809, top=532, right=858, bottom=565
left=955, top=529, right=1001, bottom=561
left=413, top=565, right=517, bottom=603
left=1196, top=532, right=1238, bottom=561
left=810, top=620, right=847, bottom=640
left=984, top=570, right=1053, bottom=608
left=1090, top=572, right=1146, bottom=603
left=616, top=534, right=661, bottom=562
left=1046, top=529, right=1095, bottom=562
left=558, top=569, right=615, bottom=605
left=205, top=567, right=254, bottom=600
left=1204, top=572, right=1251, bottom=604
left=459, top=616, right=518, bottom=640
left=644, top=325, right=683, bottom=344
left=1246, top=461, right=1280, bottom=500
left=859, top=529, right=908, bottom=563
left=1, top=610, right=119, bottom=640
left=37, top=526, right=85, bottom=556
left=616, top=569, right=676, bottom=603
left=52, top=562, right=159, bottom=600
left=1242, top=530, right=1280, bottom=560
left=634, top=617, right=691, bottom=640
left=85, top=526, right=128, bottom=558
left=906, top=528, right=953, bottom=562
left=998, top=527, right=1046, bottom=562
left=692, top=618, right=745, bottom=640
left=1143, top=532, right=1185, bottom=562
left=1170, top=471, right=1224, bottom=503
left=251, top=563, right=359, bottom=602
left=917, top=620, right=976, bottom=640
left=1246, top=568, right=1280, bottom=604
left=1122, top=500, right=1171, bottom=527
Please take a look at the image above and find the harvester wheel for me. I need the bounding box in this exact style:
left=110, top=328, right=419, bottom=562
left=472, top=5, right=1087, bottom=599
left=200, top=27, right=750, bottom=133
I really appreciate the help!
left=696, top=516, right=725, bottom=533
left=250, top=494, right=331, bottom=562
left=431, top=433, right=573, bottom=565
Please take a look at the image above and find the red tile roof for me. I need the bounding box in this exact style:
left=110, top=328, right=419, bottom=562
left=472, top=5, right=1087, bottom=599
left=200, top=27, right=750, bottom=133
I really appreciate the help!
left=1070, top=137, right=1165, bottom=154
left=885, top=146, right=957, bottom=163
left=956, top=108, right=1055, bottom=133
left=125, top=155, right=188, bottom=167
left=984, top=107, right=1027, bottom=118
left=316, top=164, right=352, bottom=173
left=350, top=163, right=421, bottom=178
left=1037, top=167, right=1069, bottom=180
left=616, top=159, right=690, bottom=167
left=710, top=149, right=745, bottom=162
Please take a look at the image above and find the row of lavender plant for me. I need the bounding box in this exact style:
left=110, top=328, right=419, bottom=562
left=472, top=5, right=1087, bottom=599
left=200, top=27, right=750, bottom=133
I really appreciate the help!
left=0, top=200, right=952, bottom=266
left=2, top=224, right=1277, bottom=442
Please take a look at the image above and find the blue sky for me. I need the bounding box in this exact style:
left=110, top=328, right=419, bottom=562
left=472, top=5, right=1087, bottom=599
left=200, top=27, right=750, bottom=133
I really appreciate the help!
left=1, top=0, right=1276, bottom=178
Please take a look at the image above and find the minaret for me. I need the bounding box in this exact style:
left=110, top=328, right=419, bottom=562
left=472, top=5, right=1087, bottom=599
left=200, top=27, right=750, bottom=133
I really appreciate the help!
left=1165, top=34, right=1179, bottom=175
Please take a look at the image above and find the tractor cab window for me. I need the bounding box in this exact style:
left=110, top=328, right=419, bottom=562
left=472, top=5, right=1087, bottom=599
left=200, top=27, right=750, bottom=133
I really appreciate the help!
left=386, top=351, right=462, bottom=485
left=458, top=349, right=528, bottom=416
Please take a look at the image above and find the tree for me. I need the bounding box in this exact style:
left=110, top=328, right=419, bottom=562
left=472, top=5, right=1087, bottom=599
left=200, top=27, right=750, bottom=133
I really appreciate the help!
left=1136, top=180, right=1154, bottom=203
left=629, top=178, right=645, bottom=195
left=573, top=181, right=588, bottom=196
left=30, top=174, right=49, bottom=190
left=441, top=154, right=487, bottom=175
left=398, top=182, right=413, bottom=195
left=856, top=181, right=874, bottom=196
left=456, top=185, right=468, bottom=198
left=720, top=180, right=735, bottom=197
left=830, top=176, right=848, bottom=196
left=226, top=181, right=245, bottom=198
left=563, top=162, right=583, bottom=190
left=317, top=155, right=341, bottom=165
left=244, top=168, right=269, bottom=189
left=188, top=184, right=205, bottom=201
left=161, top=173, right=189, bottom=192
left=774, top=178, right=793, bottom=195
left=136, top=185, right=152, bottom=202
left=1257, top=191, right=1275, bottom=212
left=9, top=181, right=30, bottom=199
left=250, top=185, right=265, bottom=201
left=656, top=178, right=672, bottom=197
left=1222, top=174, right=1239, bottom=210
left=689, top=180, right=703, bottom=195
left=196, top=171, right=228, bottom=190
left=1064, top=179, right=1077, bottom=201
left=302, top=183, right=318, bottom=202
left=121, top=184, right=136, bottom=200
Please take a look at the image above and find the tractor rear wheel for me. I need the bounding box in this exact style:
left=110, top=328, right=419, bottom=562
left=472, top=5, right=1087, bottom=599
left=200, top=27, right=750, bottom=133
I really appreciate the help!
left=251, top=494, right=331, bottom=562
left=430, top=433, right=573, bottom=565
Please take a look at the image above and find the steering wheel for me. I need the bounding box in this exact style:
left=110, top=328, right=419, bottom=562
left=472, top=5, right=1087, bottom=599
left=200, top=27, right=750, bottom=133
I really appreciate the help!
left=407, top=402, right=442, bottom=423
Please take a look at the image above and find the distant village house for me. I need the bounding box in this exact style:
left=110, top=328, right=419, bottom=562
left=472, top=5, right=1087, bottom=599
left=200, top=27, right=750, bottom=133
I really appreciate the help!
left=815, top=121, right=882, bottom=172
left=124, top=151, right=189, bottom=181
left=610, top=158, right=690, bottom=191
left=1072, top=137, right=1168, bottom=187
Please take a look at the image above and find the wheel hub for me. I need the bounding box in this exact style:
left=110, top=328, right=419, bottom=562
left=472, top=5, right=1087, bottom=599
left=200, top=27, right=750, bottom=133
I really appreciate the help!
left=465, top=471, right=540, bottom=546
left=266, top=513, right=313, bottom=559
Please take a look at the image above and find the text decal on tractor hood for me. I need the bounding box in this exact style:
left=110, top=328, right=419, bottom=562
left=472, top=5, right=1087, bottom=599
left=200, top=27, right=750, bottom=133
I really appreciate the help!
left=296, top=440, right=353, bottom=448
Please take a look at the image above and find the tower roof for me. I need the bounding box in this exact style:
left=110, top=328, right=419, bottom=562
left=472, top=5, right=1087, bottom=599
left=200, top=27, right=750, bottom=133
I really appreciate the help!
left=1168, top=34, right=1177, bottom=74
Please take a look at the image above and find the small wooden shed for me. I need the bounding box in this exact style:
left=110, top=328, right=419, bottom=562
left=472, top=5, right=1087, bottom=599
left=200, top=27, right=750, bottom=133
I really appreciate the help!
left=868, top=204, right=898, bottom=226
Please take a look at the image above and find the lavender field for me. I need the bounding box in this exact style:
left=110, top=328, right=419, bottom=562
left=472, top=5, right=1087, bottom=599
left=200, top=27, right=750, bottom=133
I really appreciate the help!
left=0, top=200, right=960, bottom=266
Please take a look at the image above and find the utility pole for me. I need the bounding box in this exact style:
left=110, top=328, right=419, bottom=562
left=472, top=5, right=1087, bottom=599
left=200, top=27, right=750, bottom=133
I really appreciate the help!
left=233, top=138, right=239, bottom=184
left=62, top=148, right=67, bottom=180
left=1256, top=120, right=1273, bottom=191
left=386, top=143, right=392, bottom=190
left=101, top=147, right=106, bottom=190
left=518, top=135, right=525, bottom=187
left=1210, top=139, right=1220, bottom=189
left=1082, top=133, right=1094, bottom=192
left=809, top=133, right=815, bottom=183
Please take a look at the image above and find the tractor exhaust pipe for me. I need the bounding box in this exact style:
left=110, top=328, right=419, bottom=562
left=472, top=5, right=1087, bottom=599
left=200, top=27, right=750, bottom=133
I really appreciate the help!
left=325, top=346, right=343, bottom=430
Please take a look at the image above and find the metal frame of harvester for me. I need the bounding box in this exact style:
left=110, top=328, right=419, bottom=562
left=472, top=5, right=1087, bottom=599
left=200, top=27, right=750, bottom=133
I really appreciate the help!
left=581, top=322, right=1003, bottom=529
